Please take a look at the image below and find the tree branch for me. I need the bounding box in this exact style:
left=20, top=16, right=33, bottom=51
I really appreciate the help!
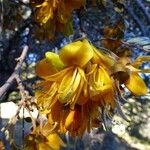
left=0, top=46, right=29, bottom=101
left=135, top=0, right=150, bottom=24
left=124, top=2, right=146, bottom=36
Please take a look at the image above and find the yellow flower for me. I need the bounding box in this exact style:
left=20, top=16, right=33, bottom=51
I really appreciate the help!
left=124, top=72, right=147, bottom=96
left=88, top=65, right=115, bottom=108
left=48, top=101, right=101, bottom=136
left=91, top=45, right=115, bottom=68
left=35, top=40, right=94, bottom=110
left=35, top=0, right=54, bottom=25
left=84, top=45, right=116, bottom=109
left=30, top=0, right=86, bottom=39
left=112, top=56, right=150, bottom=96
left=124, top=56, right=150, bottom=96
left=34, top=39, right=118, bottom=136
left=34, top=39, right=150, bottom=136
left=24, top=122, right=65, bottom=150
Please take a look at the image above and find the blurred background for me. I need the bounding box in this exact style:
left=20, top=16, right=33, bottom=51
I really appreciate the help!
left=0, top=0, right=150, bottom=149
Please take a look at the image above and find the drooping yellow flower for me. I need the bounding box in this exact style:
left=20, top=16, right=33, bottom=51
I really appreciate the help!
left=47, top=100, right=102, bottom=137
left=124, top=56, right=150, bottom=96
left=35, top=39, right=118, bottom=136
left=35, top=39, right=94, bottom=110
left=111, top=56, right=150, bottom=96
left=24, top=134, right=65, bottom=150
left=84, top=45, right=116, bottom=109
left=35, top=39, right=150, bottom=137
left=24, top=122, right=66, bottom=150
left=30, top=0, right=86, bottom=39
left=125, top=72, right=147, bottom=96
left=88, top=65, right=115, bottom=108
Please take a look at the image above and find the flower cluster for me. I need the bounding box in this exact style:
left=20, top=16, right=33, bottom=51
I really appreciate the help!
left=30, top=0, right=85, bottom=39
left=24, top=122, right=66, bottom=150
left=35, top=39, right=150, bottom=137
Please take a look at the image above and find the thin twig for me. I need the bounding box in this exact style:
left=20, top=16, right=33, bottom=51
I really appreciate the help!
left=15, top=74, right=28, bottom=98
left=15, top=74, right=28, bottom=149
left=135, top=0, right=150, bottom=24
left=124, top=2, right=146, bottom=36
left=0, top=45, right=28, bottom=101
left=1, top=100, right=25, bottom=133
left=25, top=107, right=36, bottom=133
left=72, top=34, right=87, bottom=42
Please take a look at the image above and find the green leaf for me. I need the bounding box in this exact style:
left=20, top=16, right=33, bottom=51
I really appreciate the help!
left=126, top=37, right=150, bottom=46
left=63, top=21, right=74, bottom=36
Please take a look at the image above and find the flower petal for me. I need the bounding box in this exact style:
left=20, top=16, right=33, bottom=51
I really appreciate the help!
left=46, top=133, right=66, bottom=149
left=36, top=58, right=57, bottom=78
left=65, top=110, right=75, bottom=130
left=132, top=56, right=150, bottom=68
left=38, top=143, right=51, bottom=150
left=92, top=46, right=115, bottom=67
left=44, top=66, right=73, bottom=81
left=126, top=65, right=150, bottom=73
left=59, top=39, right=93, bottom=67
left=35, top=1, right=53, bottom=25
left=58, top=68, right=76, bottom=93
left=125, top=72, right=147, bottom=96
left=58, top=68, right=77, bottom=104
left=99, top=66, right=112, bottom=84
left=45, top=52, right=65, bottom=70
left=65, top=109, right=81, bottom=132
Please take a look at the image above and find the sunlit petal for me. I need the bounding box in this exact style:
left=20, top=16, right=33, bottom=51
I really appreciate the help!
left=35, top=1, right=53, bottom=25
left=70, top=75, right=84, bottom=109
left=132, top=56, right=150, bottom=68
left=46, top=133, right=66, bottom=149
left=65, top=110, right=75, bottom=130
left=99, top=66, right=112, bottom=85
left=126, top=65, right=150, bottom=73
left=58, top=68, right=76, bottom=93
left=44, top=66, right=74, bottom=81
left=125, top=72, right=147, bottom=96
left=58, top=68, right=76, bottom=104
left=45, top=52, right=65, bottom=70
left=59, top=39, right=93, bottom=67
left=92, top=46, right=115, bottom=67
left=36, top=59, right=57, bottom=78
left=38, top=143, right=52, bottom=150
